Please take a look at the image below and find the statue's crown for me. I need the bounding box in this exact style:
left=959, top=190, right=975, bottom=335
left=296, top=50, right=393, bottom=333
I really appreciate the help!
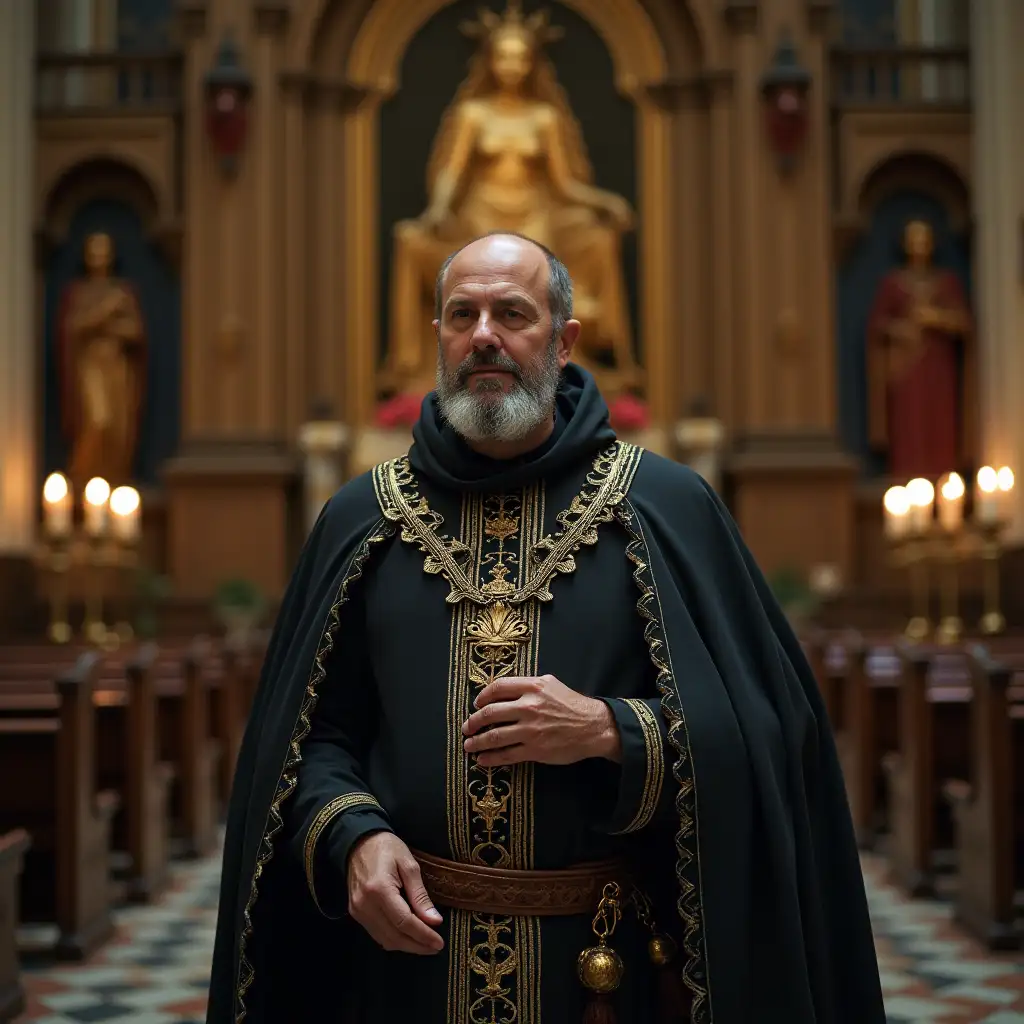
left=461, top=1, right=563, bottom=47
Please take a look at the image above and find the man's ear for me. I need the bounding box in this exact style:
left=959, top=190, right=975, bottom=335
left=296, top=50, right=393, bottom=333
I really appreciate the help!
left=556, top=319, right=581, bottom=367
left=433, top=319, right=441, bottom=338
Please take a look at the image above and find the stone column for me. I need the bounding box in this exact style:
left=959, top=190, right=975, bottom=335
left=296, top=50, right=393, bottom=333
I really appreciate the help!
left=0, top=0, right=37, bottom=555
left=971, top=0, right=1024, bottom=541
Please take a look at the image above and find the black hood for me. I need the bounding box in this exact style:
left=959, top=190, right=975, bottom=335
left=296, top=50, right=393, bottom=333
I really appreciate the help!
left=408, top=363, right=617, bottom=493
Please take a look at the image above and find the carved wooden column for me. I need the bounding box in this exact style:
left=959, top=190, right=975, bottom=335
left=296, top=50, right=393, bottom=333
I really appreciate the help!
left=165, top=0, right=299, bottom=601
left=280, top=72, right=311, bottom=439
left=0, top=0, right=36, bottom=556
left=725, top=0, right=857, bottom=583
left=707, top=70, right=738, bottom=429
left=971, top=0, right=1024, bottom=543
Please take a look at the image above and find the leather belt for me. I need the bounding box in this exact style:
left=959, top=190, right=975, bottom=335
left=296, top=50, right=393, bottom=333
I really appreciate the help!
left=413, top=850, right=630, bottom=917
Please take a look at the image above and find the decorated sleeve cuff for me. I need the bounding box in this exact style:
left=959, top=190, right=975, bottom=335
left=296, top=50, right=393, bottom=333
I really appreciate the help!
left=603, top=698, right=666, bottom=835
left=303, top=793, right=392, bottom=917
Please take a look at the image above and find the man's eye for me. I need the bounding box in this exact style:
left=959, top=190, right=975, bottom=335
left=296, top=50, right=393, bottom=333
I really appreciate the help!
left=452, top=309, right=471, bottom=318
left=503, top=309, right=522, bottom=319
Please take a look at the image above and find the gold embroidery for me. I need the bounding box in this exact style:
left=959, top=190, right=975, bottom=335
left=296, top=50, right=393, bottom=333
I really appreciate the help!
left=234, top=518, right=395, bottom=1023
left=372, top=442, right=643, bottom=607
left=303, top=792, right=384, bottom=911
left=373, top=447, right=642, bottom=1024
left=615, top=499, right=710, bottom=1021
left=468, top=914, right=518, bottom=1022
left=613, top=698, right=666, bottom=834
left=440, top=490, right=545, bottom=1023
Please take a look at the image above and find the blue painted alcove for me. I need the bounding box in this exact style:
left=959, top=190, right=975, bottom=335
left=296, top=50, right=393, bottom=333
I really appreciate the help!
left=836, top=190, right=971, bottom=477
left=42, top=199, right=181, bottom=486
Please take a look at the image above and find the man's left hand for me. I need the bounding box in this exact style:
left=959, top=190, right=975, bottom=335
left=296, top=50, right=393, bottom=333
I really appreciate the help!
left=462, top=675, right=622, bottom=767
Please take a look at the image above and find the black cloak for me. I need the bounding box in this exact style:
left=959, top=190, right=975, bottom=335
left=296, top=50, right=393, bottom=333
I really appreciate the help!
left=207, top=366, right=884, bottom=1023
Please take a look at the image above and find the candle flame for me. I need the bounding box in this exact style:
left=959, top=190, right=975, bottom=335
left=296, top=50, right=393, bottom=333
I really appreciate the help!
left=84, top=477, right=111, bottom=507
left=43, top=472, right=68, bottom=504
left=883, top=485, right=910, bottom=516
left=977, top=465, right=998, bottom=493
left=941, top=472, right=965, bottom=501
left=906, top=477, right=935, bottom=507
left=109, top=486, right=140, bottom=517
left=997, top=466, right=1015, bottom=492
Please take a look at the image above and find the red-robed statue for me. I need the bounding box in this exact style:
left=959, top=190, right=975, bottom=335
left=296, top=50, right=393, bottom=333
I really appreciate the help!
left=866, top=219, right=974, bottom=478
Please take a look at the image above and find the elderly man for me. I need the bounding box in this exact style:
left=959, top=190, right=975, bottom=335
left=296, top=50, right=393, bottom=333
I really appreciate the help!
left=208, top=234, right=884, bottom=1024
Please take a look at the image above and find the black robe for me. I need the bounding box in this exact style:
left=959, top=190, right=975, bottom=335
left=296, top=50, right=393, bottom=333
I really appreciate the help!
left=207, top=366, right=884, bottom=1024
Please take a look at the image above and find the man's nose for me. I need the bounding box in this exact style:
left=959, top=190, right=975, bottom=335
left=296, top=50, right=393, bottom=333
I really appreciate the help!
left=469, top=312, right=501, bottom=350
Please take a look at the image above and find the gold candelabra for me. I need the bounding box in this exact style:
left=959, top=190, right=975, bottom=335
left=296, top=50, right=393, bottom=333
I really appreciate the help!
left=977, top=522, right=1006, bottom=636
left=883, top=466, right=1014, bottom=644
left=38, top=473, right=142, bottom=648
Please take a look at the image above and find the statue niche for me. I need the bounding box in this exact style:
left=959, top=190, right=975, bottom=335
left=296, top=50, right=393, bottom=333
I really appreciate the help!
left=866, top=219, right=974, bottom=479
left=58, top=232, right=146, bottom=489
left=383, top=0, right=640, bottom=403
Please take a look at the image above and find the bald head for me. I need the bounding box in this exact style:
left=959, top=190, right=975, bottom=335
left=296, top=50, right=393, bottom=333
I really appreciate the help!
left=431, top=232, right=579, bottom=452
left=434, top=232, right=573, bottom=336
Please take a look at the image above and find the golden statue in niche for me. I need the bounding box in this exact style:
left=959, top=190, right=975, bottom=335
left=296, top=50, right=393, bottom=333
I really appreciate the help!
left=384, top=1, right=640, bottom=399
left=57, top=232, right=146, bottom=489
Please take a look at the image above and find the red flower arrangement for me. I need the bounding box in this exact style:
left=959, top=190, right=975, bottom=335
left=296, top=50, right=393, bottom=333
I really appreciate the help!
left=374, top=392, right=424, bottom=429
left=608, top=393, right=649, bottom=433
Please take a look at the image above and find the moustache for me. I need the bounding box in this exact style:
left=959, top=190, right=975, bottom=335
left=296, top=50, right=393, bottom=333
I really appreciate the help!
left=456, top=352, right=523, bottom=386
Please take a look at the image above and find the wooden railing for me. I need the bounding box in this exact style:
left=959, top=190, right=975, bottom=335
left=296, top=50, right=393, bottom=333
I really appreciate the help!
left=36, top=51, right=183, bottom=113
left=831, top=46, right=970, bottom=107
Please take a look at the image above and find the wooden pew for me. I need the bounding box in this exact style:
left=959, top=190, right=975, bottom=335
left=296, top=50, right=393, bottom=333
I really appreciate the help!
left=0, top=648, right=174, bottom=901
left=215, top=640, right=249, bottom=803
left=884, top=645, right=974, bottom=896
left=0, top=639, right=223, bottom=860
left=944, top=647, right=1024, bottom=949
left=830, top=635, right=900, bottom=847
left=0, top=829, right=30, bottom=1023
left=0, top=653, right=120, bottom=958
left=117, top=644, right=174, bottom=900
left=159, top=637, right=220, bottom=857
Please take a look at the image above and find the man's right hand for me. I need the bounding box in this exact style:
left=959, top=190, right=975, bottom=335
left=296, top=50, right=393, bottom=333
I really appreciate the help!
left=347, top=832, right=445, bottom=955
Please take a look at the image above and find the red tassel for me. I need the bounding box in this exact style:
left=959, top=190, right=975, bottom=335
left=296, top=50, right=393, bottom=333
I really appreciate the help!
left=583, top=993, right=618, bottom=1024
left=657, top=965, right=691, bottom=1024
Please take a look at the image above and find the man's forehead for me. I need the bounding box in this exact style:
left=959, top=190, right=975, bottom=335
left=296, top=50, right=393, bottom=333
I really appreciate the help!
left=445, top=238, right=548, bottom=300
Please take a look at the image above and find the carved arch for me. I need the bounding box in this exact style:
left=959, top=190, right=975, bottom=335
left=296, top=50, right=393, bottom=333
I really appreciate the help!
left=857, top=151, right=971, bottom=234
left=304, top=0, right=686, bottom=425
left=39, top=152, right=170, bottom=233
left=345, top=0, right=666, bottom=94
left=840, top=143, right=971, bottom=228
left=288, top=0, right=711, bottom=81
left=835, top=149, right=972, bottom=260
left=38, top=156, right=182, bottom=266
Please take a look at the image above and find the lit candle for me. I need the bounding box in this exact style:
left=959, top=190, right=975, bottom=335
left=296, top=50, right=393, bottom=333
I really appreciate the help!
left=906, top=477, right=935, bottom=535
left=83, top=477, right=110, bottom=537
left=42, top=472, right=72, bottom=538
left=109, top=486, right=141, bottom=543
left=938, top=472, right=965, bottom=532
left=997, top=466, right=1015, bottom=521
left=883, top=485, right=911, bottom=539
left=976, top=466, right=999, bottom=525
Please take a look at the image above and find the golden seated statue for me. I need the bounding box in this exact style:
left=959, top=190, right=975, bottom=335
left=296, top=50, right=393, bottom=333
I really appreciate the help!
left=384, top=1, right=641, bottom=398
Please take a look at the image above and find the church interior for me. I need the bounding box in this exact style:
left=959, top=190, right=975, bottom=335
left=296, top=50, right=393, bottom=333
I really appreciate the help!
left=1, top=0, right=1023, bottom=1020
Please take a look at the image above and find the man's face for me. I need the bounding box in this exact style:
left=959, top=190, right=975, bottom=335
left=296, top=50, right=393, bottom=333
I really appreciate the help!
left=433, top=236, right=577, bottom=444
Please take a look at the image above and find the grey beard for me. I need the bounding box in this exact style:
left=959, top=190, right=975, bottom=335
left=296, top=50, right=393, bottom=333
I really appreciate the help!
left=435, top=342, right=560, bottom=444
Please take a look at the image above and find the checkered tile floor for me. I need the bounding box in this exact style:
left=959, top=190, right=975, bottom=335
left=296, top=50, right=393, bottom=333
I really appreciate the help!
left=16, top=853, right=218, bottom=1023
left=13, top=851, right=1024, bottom=1022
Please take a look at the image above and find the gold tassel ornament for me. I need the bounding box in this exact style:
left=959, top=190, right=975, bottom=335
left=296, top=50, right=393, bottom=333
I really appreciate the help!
left=634, top=889, right=689, bottom=1024
left=578, top=883, right=625, bottom=1024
